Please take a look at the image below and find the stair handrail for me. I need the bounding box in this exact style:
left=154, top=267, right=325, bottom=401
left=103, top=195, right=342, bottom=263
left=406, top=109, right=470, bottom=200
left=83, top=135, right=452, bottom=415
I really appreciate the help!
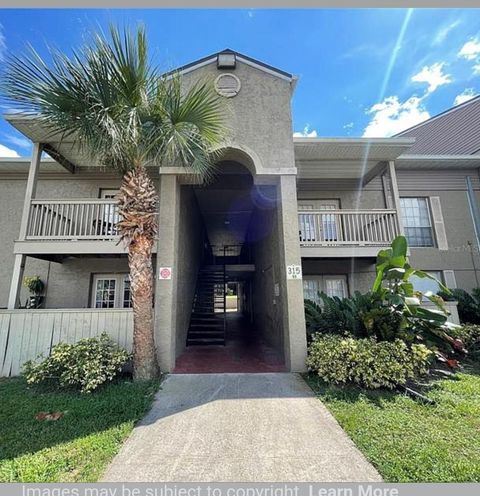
left=223, top=244, right=227, bottom=345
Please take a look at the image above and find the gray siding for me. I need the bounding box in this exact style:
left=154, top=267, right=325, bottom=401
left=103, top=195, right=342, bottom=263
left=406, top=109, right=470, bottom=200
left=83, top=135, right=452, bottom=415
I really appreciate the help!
left=396, top=168, right=480, bottom=190
left=397, top=96, right=480, bottom=155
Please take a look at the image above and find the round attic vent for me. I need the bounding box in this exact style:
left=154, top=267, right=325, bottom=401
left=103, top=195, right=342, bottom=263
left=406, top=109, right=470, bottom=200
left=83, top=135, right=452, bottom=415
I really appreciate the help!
left=214, top=73, right=241, bottom=98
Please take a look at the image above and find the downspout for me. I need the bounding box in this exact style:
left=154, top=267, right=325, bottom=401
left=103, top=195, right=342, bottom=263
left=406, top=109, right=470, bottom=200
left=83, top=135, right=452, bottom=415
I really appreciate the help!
left=466, top=176, right=480, bottom=286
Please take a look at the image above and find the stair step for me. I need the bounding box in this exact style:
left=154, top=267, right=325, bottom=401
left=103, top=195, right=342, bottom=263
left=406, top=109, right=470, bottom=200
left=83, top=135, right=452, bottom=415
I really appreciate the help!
left=190, top=324, right=224, bottom=329
left=187, top=339, right=225, bottom=346
left=188, top=330, right=225, bottom=336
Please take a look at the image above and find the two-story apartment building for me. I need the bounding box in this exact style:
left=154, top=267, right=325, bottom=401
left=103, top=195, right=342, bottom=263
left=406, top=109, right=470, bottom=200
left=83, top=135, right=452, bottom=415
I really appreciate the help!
left=1, top=49, right=480, bottom=376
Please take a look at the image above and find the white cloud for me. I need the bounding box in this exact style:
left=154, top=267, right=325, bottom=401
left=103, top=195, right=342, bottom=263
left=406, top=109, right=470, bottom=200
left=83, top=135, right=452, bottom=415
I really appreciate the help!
left=474, top=63, right=480, bottom=75
left=458, top=38, right=480, bottom=60
left=293, top=125, right=318, bottom=138
left=343, top=122, right=354, bottom=130
left=453, top=88, right=478, bottom=106
left=4, top=134, right=31, bottom=150
left=0, top=144, right=20, bottom=157
left=411, top=62, right=452, bottom=94
left=433, top=20, right=461, bottom=46
left=363, top=96, right=430, bottom=138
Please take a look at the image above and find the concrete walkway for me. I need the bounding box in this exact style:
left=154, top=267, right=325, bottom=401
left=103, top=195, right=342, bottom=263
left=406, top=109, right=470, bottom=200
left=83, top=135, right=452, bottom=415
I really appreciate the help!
left=102, top=373, right=381, bottom=482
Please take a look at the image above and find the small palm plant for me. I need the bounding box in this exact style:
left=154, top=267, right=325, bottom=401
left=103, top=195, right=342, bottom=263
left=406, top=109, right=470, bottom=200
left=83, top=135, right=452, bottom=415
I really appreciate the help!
left=2, top=26, right=228, bottom=380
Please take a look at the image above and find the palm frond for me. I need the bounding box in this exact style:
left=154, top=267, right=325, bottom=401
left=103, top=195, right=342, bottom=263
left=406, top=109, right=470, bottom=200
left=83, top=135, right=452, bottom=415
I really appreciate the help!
left=1, top=25, right=229, bottom=178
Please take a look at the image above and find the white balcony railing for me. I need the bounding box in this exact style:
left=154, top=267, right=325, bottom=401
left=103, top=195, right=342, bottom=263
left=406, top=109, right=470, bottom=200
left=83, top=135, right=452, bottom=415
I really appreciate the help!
left=26, top=199, right=120, bottom=240
left=298, top=209, right=400, bottom=246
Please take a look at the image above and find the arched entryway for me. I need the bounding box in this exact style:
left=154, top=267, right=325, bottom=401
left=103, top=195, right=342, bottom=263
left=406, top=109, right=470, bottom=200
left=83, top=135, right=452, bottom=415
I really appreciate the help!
left=173, top=160, right=286, bottom=373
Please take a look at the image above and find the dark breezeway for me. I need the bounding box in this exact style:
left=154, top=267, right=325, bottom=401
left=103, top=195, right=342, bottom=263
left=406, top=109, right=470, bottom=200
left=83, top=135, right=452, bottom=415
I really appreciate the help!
left=173, top=160, right=287, bottom=373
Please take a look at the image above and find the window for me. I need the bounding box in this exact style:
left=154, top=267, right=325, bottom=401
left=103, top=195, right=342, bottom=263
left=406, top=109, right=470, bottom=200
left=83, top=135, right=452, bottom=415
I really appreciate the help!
left=92, top=274, right=132, bottom=309
left=400, top=197, right=434, bottom=247
left=303, top=278, right=322, bottom=304
left=325, top=277, right=347, bottom=299
left=410, top=270, right=443, bottom=295
left=303, top=275, right=347, bottom=304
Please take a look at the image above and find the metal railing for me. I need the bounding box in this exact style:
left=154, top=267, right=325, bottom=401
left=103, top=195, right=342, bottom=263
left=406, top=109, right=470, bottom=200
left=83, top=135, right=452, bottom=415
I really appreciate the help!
left=298, top=209, right=400, bottom=246
left=26, top=199, right=120, bottom=240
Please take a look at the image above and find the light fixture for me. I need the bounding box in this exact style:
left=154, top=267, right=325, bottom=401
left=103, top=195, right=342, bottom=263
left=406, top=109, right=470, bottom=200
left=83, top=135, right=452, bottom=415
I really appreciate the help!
left=217, top=52, right=236, bottom=69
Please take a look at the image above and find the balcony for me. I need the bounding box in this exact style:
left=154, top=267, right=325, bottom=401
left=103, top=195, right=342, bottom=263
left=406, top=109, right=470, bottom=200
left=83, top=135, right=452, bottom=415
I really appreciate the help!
left=14, top=199, right=129, bottom=256
left=298, top=209, right=400, bottom=257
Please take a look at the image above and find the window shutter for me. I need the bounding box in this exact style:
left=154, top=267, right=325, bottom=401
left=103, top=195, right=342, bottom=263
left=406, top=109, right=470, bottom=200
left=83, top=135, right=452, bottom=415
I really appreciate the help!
left=443, top=270, right=457, bottom=289
left=430, top=196, right=448, bottom=250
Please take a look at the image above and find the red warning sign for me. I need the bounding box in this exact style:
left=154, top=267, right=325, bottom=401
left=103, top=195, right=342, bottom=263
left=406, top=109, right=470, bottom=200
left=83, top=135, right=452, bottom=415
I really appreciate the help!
left=159, top=267, right=172, bottom=280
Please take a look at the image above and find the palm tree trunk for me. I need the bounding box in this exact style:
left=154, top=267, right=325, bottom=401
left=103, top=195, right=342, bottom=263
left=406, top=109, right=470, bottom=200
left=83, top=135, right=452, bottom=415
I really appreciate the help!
left=118, top=164, right=160, bottom=381
left=129, top=234, right=159, bottom=381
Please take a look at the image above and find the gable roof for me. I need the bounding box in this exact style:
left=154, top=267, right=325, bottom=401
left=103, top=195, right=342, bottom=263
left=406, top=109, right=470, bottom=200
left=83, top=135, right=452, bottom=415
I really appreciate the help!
left=395, top=95, right=480, bottom=155
left=165, top=48, right=294, bottom=82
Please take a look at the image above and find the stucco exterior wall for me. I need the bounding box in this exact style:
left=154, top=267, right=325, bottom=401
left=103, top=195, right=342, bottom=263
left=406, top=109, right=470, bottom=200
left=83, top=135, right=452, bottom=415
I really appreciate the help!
left=302, top=258, right=375, bottom=295
left=250, top=185, right=284, bottom=352
left=174, top=186, right=206, bottom=356
left=0, top=173, right=149, bottom=308
left=181, top=60, right=295, bottom=172
left=297, top=186, right=386, bottom=210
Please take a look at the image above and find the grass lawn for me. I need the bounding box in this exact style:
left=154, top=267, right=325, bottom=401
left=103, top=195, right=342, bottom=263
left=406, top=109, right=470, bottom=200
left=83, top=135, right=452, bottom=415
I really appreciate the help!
left=0, top=377, right=159, bottom=482
left=305, top=365, right=480, bottom=482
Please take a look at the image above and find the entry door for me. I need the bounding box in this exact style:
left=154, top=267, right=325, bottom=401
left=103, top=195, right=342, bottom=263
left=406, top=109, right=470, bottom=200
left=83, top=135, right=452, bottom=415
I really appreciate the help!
left=298, top=200, right=340, bottom=242
left=303, top=275, right=347, bottom=304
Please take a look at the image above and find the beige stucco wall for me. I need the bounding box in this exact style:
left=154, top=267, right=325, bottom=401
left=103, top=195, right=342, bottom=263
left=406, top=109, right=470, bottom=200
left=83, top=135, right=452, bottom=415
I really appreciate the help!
left=181, top=60, right=296, bottom=173
left=250, top=185, right=284, bottom=352
left=0, top=173, right=146, bottom=308
left=297, top=179, right=386, bottom=211
left=174, top=186, right=206, bottom=356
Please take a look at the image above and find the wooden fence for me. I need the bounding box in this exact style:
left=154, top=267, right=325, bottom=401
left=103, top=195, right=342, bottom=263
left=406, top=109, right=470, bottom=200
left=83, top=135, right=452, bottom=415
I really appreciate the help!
left=0, top=309, right=133, bottom=377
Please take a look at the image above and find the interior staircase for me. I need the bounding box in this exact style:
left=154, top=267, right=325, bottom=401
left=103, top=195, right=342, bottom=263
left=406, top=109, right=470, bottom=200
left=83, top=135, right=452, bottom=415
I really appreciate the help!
left=186, top=266, right=226, bottom=346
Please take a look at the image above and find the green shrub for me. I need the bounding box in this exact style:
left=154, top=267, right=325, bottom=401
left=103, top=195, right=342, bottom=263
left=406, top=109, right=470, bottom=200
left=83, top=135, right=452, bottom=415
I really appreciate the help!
left=439, top=288, right=480, bottom=325
left=304, top=291, right=387, bottom=339
left=23, top=333, right=131, bottom=393
left=449, top=324, right=480, bottom=357
left=306, top=335, right=433, bottom=389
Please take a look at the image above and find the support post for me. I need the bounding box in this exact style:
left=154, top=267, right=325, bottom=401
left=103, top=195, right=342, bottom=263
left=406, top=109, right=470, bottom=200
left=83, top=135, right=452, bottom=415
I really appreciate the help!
left=7, top=254, right=26, bottom=309
left=7, top=143, right=42, bottom=309
left=277, top=174, right=307, bottom=372
left=387, top=160, right=405, bottom=236
left=19, top=142, right=42, bottom=240
left=154, top=174, right=180, bottom=372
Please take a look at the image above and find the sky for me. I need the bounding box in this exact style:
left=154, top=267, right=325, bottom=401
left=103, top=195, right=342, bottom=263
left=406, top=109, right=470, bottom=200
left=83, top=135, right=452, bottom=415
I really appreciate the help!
left=0, top=8, right=480, bottom=157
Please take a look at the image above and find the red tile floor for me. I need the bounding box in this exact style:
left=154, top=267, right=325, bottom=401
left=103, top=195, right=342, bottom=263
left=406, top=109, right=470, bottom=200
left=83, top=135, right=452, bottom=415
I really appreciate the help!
left=173, top=312, right=287, bottom=373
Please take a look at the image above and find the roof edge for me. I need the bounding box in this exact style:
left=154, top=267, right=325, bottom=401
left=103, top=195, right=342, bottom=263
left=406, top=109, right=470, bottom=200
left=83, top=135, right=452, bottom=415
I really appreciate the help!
left=163, top=48, right=294, bottom=81
left=395, top=95, right=480, bottom=137
left=293, top=137, right=416, bottom=146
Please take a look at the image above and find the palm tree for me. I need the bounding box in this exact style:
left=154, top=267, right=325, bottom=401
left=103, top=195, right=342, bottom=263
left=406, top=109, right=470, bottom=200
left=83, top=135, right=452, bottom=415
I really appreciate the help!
left=2, top=26, right=228, bottom=380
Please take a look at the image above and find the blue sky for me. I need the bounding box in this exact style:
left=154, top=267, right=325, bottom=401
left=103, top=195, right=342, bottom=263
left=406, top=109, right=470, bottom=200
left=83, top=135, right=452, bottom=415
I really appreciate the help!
left=1, top=8, right=480, bottom=157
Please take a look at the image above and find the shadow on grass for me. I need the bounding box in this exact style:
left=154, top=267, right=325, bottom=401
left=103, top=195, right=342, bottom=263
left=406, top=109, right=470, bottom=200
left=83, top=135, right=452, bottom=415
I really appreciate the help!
left=303, top=373, right=399, bottom=408
left=0, top=376, right=160, bottom=463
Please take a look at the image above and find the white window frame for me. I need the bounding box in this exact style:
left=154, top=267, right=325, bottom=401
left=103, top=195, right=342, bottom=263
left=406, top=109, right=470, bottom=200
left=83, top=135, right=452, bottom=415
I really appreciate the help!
left=91, top=273, right=132, bottom=309
left=399, top=197, right=435, bottom=247
left=303, top=274, right=348, bottom=304
left=410, top=270, right=444, bottom=295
